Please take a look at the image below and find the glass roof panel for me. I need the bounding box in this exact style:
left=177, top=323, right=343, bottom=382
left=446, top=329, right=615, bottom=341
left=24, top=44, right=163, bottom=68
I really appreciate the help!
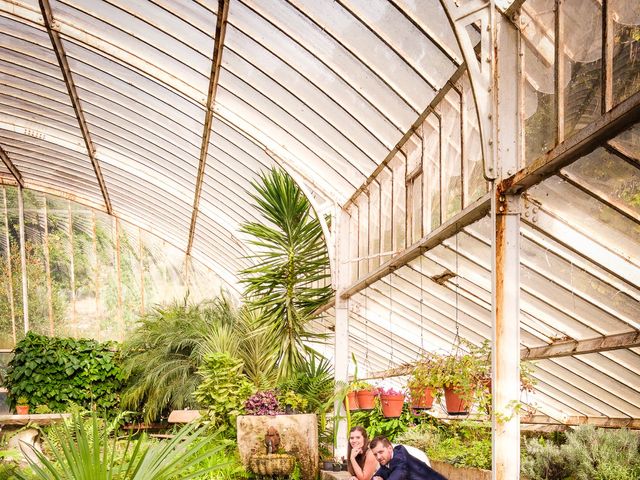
left=285, top=0, right=440, bottom=101
left=50, top=0, right=212, bottom=97
left=528, top=176, right=640, bottom=269
left=562, top=146, right=640, bottom=218
left=227, top=0, right=417, bottom=130
left=223, top=25, right=400, bottom=150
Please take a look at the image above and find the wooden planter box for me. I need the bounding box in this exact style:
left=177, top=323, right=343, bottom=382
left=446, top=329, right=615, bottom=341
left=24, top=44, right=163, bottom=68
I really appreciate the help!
left=431, top=461, right=491, bottom=480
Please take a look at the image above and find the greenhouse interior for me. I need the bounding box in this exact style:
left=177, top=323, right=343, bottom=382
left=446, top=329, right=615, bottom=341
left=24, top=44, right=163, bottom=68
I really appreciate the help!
left=0, top=0, right=639, bottom=479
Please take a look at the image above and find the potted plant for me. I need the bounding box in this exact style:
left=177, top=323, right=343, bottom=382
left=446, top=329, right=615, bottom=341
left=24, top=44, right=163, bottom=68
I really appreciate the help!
left=15, top=396, right=29, bottom=415
left=278, top=390, right=308, bottom=414
left=407, top=352, right=443, bottom=410
left=351, top=380, right=377, bottom=411
left=244, top=390, right=281, bottom=416
left=378, top=387, right=405, bottom=418
left=439, top=341, right=491, bottom=415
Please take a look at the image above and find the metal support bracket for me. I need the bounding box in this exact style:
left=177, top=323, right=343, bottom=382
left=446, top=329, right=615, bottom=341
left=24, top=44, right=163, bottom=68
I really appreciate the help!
left=440, top=0, right=497, bottom=180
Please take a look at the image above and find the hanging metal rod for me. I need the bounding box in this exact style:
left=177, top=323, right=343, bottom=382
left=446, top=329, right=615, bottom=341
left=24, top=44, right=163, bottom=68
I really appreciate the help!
left=186, top=0, right=230, bottom=256
left=39, top=0, right=112, bottom=215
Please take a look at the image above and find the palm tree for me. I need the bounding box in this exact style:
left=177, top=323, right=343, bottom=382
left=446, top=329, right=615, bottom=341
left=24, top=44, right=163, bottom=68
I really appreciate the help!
left=240, top=168, right=332, bottom=380
left=120, top=296, right=279, bottom=422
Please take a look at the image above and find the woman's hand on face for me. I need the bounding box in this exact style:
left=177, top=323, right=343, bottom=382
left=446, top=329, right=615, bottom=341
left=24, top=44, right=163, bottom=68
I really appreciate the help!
left=350, top=447, right=362, bottom=461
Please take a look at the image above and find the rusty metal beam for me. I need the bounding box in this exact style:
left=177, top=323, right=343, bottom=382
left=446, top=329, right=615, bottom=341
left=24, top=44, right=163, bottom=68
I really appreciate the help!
left=501, top=89, right=640, bottom=195
left=360, top=331, right=640, bottom=380
left=186, top=0, right=230, bottom=256
left=340, top=194, right=491, bottom=300
left=520, top=414, right=640, bottom=429
left=0, top=146, right=24, bottom=188
left=39, top=0, right=112, bottom=215
left=522, top=331, right=640, bottom=360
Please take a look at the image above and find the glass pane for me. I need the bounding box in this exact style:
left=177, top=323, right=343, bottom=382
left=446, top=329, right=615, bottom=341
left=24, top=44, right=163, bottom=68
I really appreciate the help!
left=439, top=89, right=462, bottom=221
left=403, top=132, right=423, bottom=244
left=390, top=152, right=406, bottom=252
left=608, top=122, right=639, bottom=161
left=611, top=0, right=640, bottom=106
left=368, top=181, right=381, bottom=271
left=348, top=205, right=359, bottom=282
left=119, top=224, right=143, bottom=333
left=562, top=0, right=602, bottom=139
left=23, top=191, right=49, bottom=336
left=460, top=73, right=487, bottom=204
left=562, top=147, right=640, bottom=218
left=357, top=194, right=369, bottom=276
left=527, top=176, right=640, bottom=264
left=423, top=113, right=441, bottom=233
left=522, top=0, right=557, bottom=164
left=0, top=188, right=17, bottom=348
left=379, top=169, right=393, bottom=264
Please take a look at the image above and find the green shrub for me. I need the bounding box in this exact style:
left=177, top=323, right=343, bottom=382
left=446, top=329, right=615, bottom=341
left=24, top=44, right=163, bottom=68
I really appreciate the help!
left=396, top=419, right=492, bottom=470
left=522, top=425, right=640, bottom=480
left=5, top=332, right=123, bottom=412
left=194, top=352, right=254, bottom=437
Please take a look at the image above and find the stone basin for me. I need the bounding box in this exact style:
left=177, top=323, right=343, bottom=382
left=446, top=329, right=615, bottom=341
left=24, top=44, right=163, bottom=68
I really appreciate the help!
left=249, top=453, right=296, bottom=476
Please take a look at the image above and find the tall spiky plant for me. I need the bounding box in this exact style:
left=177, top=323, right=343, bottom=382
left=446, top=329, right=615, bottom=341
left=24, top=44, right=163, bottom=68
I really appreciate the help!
left=121, top=296, right=279, bottom=421
left=240, top=168, right=332, bottom=380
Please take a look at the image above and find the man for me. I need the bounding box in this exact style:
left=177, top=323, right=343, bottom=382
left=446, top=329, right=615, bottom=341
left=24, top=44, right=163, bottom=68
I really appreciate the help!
left=370, top=436, right=447, bottom=480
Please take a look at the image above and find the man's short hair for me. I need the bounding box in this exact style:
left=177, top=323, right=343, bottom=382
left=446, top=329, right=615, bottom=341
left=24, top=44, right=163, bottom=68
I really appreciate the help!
left=370, top=436, right=392, bottom=449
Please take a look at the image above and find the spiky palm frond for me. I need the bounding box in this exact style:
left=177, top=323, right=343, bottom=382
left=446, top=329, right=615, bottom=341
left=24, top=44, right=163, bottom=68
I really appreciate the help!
left=240, top=168, right=332, bottom=379
left=120, top=296, right=240, bottom=422
left=17, top=412, right=228, bottom=480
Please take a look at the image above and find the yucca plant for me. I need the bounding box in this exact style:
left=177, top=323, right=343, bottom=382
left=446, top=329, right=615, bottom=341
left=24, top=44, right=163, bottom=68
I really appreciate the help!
left=16, top=412, right=228, bottom=480
left=240, top=168, right=332, bottom=380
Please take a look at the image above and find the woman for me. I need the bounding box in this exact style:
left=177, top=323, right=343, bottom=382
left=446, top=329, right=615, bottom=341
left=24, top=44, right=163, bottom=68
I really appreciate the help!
left=347, top=426, right=378, bottom=480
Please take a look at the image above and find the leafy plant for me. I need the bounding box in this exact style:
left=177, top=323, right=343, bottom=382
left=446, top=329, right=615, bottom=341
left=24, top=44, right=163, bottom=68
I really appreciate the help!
left=5, top=332, right=123, bottom=412
left=278, top=390, right=308, bottom=412
left=522, top=425, right=640, bottom=480
left=244, top=390, right=281, bottom=416
left=15, top=411, right=228, bottom=480
left=121, top=296, right=280, bottom=422
left=396, top=419, right=492, bottom=470
left=276, top=353, right=334, bottom=414
left=239, top=168, right=332, bottom=380
left=351, top=404, right=414, bottom=441
left=194, top=352, right=254, bottom=437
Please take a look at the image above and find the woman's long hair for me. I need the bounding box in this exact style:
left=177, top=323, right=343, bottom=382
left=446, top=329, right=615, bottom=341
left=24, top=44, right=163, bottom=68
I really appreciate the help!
left=347, top=426, right=370, bottom=476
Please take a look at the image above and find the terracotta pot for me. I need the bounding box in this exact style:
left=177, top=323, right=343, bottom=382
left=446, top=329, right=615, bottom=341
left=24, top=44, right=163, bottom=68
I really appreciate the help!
left=345, top=391, right=359, bottom=411
left=355, top=389, right=376, bottom=410
left=380, top=393, right=405, bottom=417
left=410, top=387, right=435, bottom=410
left=15, top=405, right=29, bottom=415
left=444, top=386, right=470, bottom=415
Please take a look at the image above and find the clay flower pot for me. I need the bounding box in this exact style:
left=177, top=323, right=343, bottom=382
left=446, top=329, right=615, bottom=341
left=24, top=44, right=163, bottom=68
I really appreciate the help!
left=345, top=391, right=359, bottom=411
left=380, top=393, right=405, bottom=418
left=410, top=387, right=435, bottom=410
left=15, top=405, right=29, bottom=415
left=444, top=385, right=470, bottom=415
left=355, top=389, right=377, bottom=410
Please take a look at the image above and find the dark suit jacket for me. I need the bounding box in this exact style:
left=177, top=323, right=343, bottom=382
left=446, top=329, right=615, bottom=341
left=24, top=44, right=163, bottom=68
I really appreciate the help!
left=374, top=445, right=447, bottom=480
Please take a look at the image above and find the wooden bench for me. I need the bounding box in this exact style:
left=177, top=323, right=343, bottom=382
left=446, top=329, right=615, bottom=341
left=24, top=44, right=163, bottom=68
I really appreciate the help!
left=148, top=410, right=201, bottom=439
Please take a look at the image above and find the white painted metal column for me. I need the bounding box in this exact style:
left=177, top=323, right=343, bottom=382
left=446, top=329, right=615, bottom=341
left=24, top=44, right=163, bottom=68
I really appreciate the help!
left=333, top=205, right=351, bottom=459
left=492, top=13, right=522, bottom=480
left=17, top=186, right=28, bottom=333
